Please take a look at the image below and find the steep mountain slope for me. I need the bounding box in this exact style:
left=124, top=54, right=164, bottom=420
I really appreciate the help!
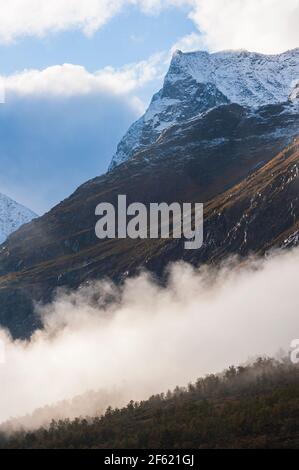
left=0, top=193, right=37, bottom=244
left=111, top=48, right=299, bottom=168
left=0, top=49, right=298, bottom=339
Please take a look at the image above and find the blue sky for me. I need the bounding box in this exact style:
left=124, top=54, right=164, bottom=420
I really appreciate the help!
left=0, top=0, right=297, bottom=213
left=0, top=6, right=195, bottom=74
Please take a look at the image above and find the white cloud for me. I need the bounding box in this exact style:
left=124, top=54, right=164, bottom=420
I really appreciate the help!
left=188, top=0, right=299, bottom=54
left=0, top=1, right=297, bottom=54
left=150, top=0, right=299, bottom=55
left=0, top=0, right=124, bottom=43
left=1, top=53, right=165, bottom=111
left=0, top=0, right=186, bottom=43
left=171, top=32, right=204, bottom=54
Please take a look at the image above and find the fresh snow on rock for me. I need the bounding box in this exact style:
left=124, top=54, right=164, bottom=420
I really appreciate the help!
left=110, top=48, right=299, bottom=169
left=0, top=193, right=37, bottom=244
left=168, top=49, right=299, bottom=107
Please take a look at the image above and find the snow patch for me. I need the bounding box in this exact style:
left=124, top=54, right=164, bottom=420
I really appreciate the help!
left=0, top=193, right=37, bottom=244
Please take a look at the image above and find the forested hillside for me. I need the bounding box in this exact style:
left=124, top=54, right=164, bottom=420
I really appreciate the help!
left=2, top=358, right=299, bottom=449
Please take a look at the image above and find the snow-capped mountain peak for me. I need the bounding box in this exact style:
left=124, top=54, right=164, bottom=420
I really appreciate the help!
left=0, top=193, right=37, bottom=244
left=110, top=48, right=299, bottom=169
left=166, top=48, right=299, bottom=107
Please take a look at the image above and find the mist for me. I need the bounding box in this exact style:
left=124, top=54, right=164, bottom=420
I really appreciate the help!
left=1, top=247, right=299, bottom=428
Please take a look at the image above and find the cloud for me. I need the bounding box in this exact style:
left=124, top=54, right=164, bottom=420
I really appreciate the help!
left=0, top=0, right=124, bottom=43
left=0, top=0, right=186, bottom=43
left=188, top=0, right=299, bottom=54
left=146, top=0, right=299, bottom=55
left=2, top=55, right=163, bottom=101
left=171, top=31, right=204, bottom=54
left=0, top=0, right=297, bottom=54
left=0, top=249, right=299, bottom=427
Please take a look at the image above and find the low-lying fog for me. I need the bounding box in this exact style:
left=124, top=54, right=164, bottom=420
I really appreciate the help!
left=1, top=248, right=299, bottom=429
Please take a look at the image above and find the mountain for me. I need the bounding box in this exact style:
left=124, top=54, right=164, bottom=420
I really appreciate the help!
left=0, top=193, right=37, bottom=244
left=110, top=48, right=299, bottom=168
left=0, top=48, right=298, bottom=339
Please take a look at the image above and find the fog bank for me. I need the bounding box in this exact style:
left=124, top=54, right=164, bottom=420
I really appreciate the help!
left=1, top=248, right=299, bottom=427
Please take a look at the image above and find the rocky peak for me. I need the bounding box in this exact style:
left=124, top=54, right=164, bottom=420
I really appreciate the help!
left=110, top=48, right=299, bottom=169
